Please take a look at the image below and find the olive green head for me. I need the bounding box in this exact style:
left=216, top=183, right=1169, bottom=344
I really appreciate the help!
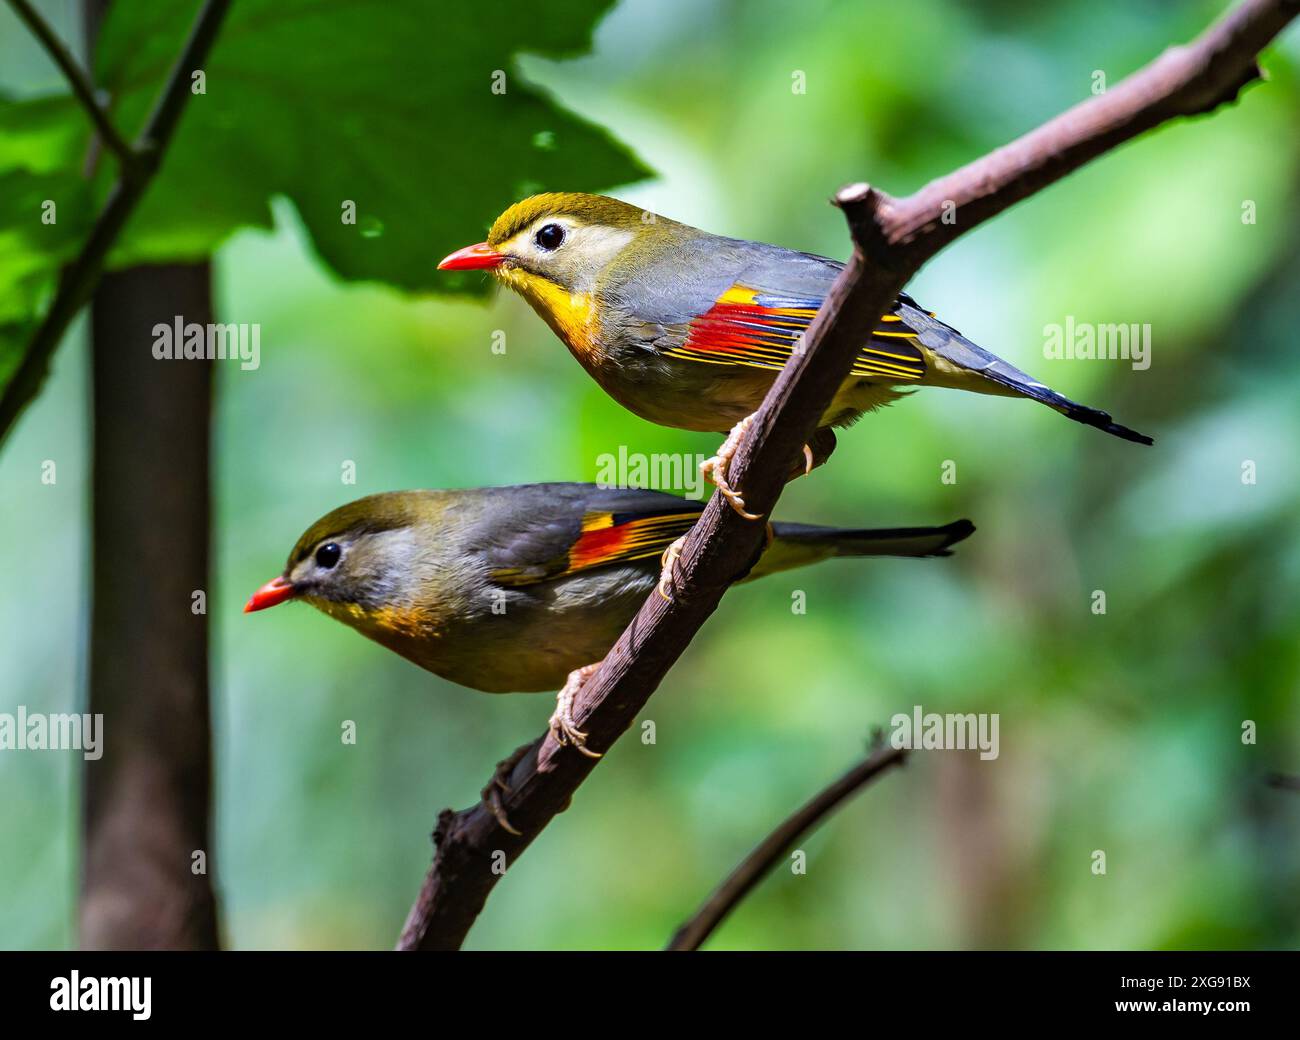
left=251, top=492, right=446, bottom=619
left=484, top=192, right=685, bottom=296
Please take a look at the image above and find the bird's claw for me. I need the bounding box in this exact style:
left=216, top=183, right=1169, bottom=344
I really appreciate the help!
left=700, top=414, right=764, bottom=521
left=700, top=416, right=820, bottom=514
left=481, top=741, right=531, bottom=835
left=549, top=663, right=603, bottom=758
left=657, top=534, right=687, bottom=601
left=659, top=526, right=771, bottom=601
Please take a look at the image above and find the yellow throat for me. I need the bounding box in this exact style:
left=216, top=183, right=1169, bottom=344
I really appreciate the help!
left=499, top=268, right=601, bottom=362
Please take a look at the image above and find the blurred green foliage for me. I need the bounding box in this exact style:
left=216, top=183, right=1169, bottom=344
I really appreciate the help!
left=1, top=0, right=1298, bottom=950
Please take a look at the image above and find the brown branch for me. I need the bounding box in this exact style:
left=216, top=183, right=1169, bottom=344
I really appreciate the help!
left=666, top=736, right=908, bottom=952
left=0, top=0, right=233, bottom=449
left=6, top=0, right=136, bottom=166
left=396, top=0, right=1299, bottom=951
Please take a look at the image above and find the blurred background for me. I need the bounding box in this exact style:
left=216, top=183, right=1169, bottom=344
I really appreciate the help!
left=2, top=0, right=1298, bottom=949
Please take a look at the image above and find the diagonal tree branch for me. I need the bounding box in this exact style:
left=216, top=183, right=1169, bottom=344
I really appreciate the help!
left=0, top=0, right=233, bottom=449
left=397, top=0, right=1299, bottom=951
left=666, top=735, right=908, bottom=952
left=6, top=0, right=135, bottom=166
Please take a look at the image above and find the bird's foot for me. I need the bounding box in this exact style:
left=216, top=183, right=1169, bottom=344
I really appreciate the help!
left=700, top=414, right=764, bottom=520
left=701, top=416, right=819, bottom=515
left=657, top=534, right=688, bottom=601
left=658, top=522, right=773, bottom=601
left=790, top=427, right=837, bottom=483
left=480, top=741, right=532, bottom=836
left=785, top=440, right=819, bottom=481
left=549, top=663, right=603, bottom=758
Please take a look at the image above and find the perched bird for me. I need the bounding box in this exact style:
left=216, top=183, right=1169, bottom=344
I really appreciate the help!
left=245, top=483, right=974, bottom=773
left=440, top=193, right=1152, bottom=518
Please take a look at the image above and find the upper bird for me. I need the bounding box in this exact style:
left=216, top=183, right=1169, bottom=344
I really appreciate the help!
left=440, top=192, right=1152, bottom=516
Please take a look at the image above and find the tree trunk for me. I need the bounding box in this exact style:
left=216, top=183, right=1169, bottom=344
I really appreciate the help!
left=80, top=262, right=220, bottom=949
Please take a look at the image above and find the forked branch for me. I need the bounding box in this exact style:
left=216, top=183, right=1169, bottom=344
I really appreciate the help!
left=5, top=0, right=135, bottom=165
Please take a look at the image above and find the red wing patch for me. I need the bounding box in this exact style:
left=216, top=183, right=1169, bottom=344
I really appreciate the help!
left=492, top=509, right=701, bottom=587
left=567, top=510, right=698, bottom=569
left=662, top=286, right=926, bottom=380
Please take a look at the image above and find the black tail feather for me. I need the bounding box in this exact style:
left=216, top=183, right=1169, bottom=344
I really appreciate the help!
left=979, top=366, right=1154, bottom=445
left=1058, top=400, right=1153, bottom=445
left=772, top=518, right=976, bottom=558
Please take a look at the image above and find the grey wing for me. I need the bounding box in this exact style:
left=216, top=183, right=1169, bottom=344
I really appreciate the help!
left=735, top=243, right=844, bottom=300
left=610, top=233, right=842, bottom=325
left=611, top=235, right=931, bottom=383
left=453, top=484, right=578, bottom=585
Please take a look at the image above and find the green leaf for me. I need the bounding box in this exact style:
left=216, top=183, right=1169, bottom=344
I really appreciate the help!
left=0, top=92, right=85, bottom=175
left=0, top=169, right=92, bottom=323
left=0, top=0, right=649, bottom=415
left=94, top=0, right=650, bottom=288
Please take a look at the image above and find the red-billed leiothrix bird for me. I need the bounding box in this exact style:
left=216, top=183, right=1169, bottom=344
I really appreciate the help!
left=439, top=193, right=1151, bottom=519
left=245, top=483, right=973, bottom=800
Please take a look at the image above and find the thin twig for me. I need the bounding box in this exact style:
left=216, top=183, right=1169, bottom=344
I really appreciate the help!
left=666, top=736, right=908, bottom=951
left=0, top=0, right=233, bottom=448
left=391, top=0, right=1298, bottom=951
left=6, top=0, right=136, bottom=166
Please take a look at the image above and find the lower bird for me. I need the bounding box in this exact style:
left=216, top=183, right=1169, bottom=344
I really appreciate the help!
left=440, top=193, right=1152, bottom=518
left=244, top=483, right=973, bottom=823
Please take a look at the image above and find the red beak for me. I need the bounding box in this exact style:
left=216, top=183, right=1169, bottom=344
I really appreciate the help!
left=437, top=241, right=505, bottom=271
left=244, top=575, right=297, bottom=613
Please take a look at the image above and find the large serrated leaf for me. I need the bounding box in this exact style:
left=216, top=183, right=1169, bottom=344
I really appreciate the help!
left=92, top=0, right=650, bottom=288
left=0, top=0, right=649, bottom=421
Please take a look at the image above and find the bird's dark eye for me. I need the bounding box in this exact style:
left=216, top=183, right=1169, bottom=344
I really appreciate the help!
left=315, top=543, right=341, bottom=569
left=533, top=223, right=565, bottom=251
